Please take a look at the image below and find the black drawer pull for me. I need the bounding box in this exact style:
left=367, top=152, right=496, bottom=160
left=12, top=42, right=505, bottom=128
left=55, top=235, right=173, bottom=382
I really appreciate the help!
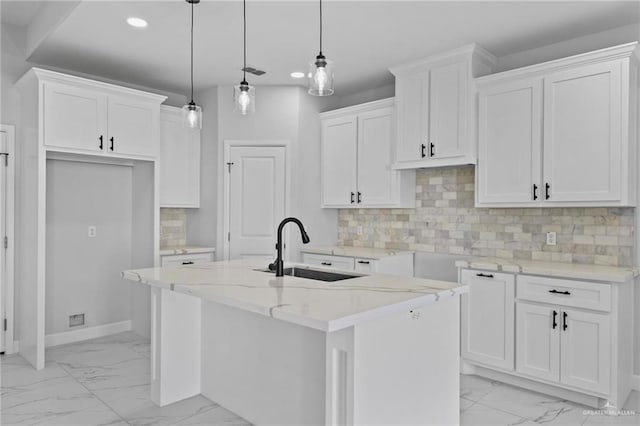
left=321, top=262, right=332, bottom=266
left=552, top=310, right=558, bottom=329
left=429, top=142, right=435, bottom=157
left=182, top=261, right=194, bottom=265
left=549, top=289, right=571, bottom=295
left=545, top=182, right=550, bottom=200
left=357, top=260, right=370, bottom=265
left=421, top=144, right=426, bottom=158
left=563, top=312, right=568, bottom=331
left=99, top=135, right=104, bottom=150
left=533, top=184, right=538, bottom=200
left=110, top=136, right=114, bottom=151
left=476, top=273, right=494, bottom=278
left=350, top=192, right=355, bottom=204
left=357, top=192, right=362, bottom=204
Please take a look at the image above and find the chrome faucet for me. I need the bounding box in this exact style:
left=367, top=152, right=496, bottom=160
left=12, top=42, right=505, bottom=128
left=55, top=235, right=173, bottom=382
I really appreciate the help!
left=268, top=217, right=310, bottom=277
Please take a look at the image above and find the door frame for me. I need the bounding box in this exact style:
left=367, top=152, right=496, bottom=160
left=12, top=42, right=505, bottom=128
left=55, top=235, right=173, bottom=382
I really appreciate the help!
left=222, top=140, right=291, bottom=261
left=1, top=124, right=15, bottom=354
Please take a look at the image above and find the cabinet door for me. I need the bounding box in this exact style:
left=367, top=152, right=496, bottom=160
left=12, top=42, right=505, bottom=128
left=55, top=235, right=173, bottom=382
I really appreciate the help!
left=43, top=83, right=107, bottom=152
left=428, top=60, right=466, bottom=159
left=357, top=107, right=397, bottom=206
left=461, top=270, right=515, bottom=370
left=159, top=108, right=200, bottom=207
left=560, top=308, right=610, bottom=394
left=516, top=302, right=560, bottom=382
left=477, top=78, right=543, bottom=205
left=543, top=61, right=622, bottom=202
left=321, top=116, right=357, bottom=207
left=108, top=96, right=157, bottom=157
left=395, top=73, right=428, bottom=163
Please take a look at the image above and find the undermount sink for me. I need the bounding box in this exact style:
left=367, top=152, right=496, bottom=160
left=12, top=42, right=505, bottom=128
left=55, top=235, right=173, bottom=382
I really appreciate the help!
left=259, top=266, right=360, bottom=282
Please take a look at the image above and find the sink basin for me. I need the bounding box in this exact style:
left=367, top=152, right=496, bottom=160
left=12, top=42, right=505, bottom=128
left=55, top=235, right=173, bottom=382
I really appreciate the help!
left=259, top=267, right=360, bottom=282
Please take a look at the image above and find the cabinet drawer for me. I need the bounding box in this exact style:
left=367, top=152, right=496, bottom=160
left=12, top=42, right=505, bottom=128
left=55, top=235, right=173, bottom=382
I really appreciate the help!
left=161, top=252, right=214, bottom=267
left=302, top=253, right=355, bottom=271
left=517, top=275, right=611, bottom=312
left=354, top=258, right=378, bottom=274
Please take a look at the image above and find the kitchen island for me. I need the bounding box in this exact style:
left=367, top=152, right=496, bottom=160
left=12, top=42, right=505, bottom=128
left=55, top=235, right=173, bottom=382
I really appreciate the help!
left=122, top=259, right=467, bottom=426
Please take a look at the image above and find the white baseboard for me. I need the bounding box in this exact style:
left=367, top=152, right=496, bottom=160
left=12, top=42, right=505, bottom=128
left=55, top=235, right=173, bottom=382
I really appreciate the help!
left=45, top=320, right=132, bottom=348
left=632, top=375, right=640, bottom=392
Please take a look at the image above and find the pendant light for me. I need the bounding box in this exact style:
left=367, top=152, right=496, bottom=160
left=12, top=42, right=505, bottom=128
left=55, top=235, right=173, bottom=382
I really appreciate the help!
left=182, top=0, right=202, bottom=128
left=234, top=0, right=255, bottom=115
left=308, top=0, right=334, bottom=96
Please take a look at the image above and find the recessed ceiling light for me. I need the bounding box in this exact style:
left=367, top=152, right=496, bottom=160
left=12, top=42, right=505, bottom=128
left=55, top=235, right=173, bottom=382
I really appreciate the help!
left=290, top=72, right=305, bottom=79
left=127, top=17, right=148, bottom=28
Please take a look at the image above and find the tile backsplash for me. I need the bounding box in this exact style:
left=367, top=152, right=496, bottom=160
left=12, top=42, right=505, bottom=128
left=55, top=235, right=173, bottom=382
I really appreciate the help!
left=160, top=208, right=187, bottom=248
left=338, top=166, right=635, bottom=267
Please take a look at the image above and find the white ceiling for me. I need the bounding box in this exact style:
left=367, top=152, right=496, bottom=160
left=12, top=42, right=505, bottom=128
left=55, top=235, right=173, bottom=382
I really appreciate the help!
left=1, top=0, right=44, bottom=27
left=3, top=1, right=640, bottom=97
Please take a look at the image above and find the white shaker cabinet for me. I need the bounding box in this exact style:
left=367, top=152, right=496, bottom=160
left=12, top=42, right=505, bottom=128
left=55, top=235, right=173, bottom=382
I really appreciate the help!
left=390, top=44, right=495, bottom=169
left=515, top=302, right=560, bottom=382
left=476, top=42, right=638, bottom=207
left=41, top=70, right=163, bottom=158
left=320, top=98, right=415, bottom=208
left=460, top=270, right=515, bottom=371
left=160, top=106, right=201, bottom=208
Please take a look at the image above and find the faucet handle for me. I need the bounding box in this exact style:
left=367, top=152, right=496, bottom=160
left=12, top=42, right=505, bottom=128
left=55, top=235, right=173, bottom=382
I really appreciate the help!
left=268, top=261, right=277, bottom=271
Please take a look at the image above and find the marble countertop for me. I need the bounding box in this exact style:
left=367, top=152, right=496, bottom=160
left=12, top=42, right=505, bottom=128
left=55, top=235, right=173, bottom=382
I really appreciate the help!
left=301, top=245, right=413, bottom=259
left=159, top=246, right=216, bottom=256
left=122, top=259, right=465, bottom=332
left=455, top=257, right=638, bottom=283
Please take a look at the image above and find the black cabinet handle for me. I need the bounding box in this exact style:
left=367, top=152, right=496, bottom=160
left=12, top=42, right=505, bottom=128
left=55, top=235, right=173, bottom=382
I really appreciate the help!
left=549, top=289, right=571, bottom=295
left=421, top=144, right=426, bottom=158
left=357, top=192, right=362, bottom=203
left=357, top=260, right=370, bottom=265
left=321, top=262, right=332, bottom=266
left=545, top=182, right=550, bottom=200
left=430, top=142, right=435, bottom=157
left=109, top=136, right=114, bottom=151
left=563, top=312, right=568, bottom=331
left=181, top=261, right=194, bottom=265
left=350, top=192, right=355, bottom=204
left=99, top=135, right=104, bottom=150
left=552, top=310, right=558, bottom=329
left=533, top=184, right=538, bottom=200
left=476, top=273, right=494, bottom=278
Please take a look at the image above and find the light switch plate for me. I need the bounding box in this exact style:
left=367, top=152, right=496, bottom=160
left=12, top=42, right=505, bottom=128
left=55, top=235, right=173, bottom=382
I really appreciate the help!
left=546, top=232, right=557, bottom=246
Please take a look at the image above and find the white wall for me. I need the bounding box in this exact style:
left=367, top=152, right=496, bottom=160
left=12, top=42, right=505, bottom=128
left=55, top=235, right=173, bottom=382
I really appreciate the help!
left=183, top=85, right=338, bottom=261
left=45, top=160, right=132, bottom=334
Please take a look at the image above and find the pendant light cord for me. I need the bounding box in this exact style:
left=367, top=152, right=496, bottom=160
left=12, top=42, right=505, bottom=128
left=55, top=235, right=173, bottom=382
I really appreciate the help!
left=319, top=0, right=323, bottom=55
left=190, top=0, right=194, bottom=102
left=243, top=0, right=247, bottom=82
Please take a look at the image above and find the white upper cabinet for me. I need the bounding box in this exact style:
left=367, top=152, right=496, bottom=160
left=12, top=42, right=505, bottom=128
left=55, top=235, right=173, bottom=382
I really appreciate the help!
left=160, top=106, right=201, bottom=208
left=321, top=115, right=358, bottom=207
left=320, top=99, right=415, bottom=208
left=477, top=78, right=543, bottom=204
left=476, top=42, right=638, bottom=207
left=390, top=44, right=496, bottom=169
left=39, top=69, right=165, bottom=158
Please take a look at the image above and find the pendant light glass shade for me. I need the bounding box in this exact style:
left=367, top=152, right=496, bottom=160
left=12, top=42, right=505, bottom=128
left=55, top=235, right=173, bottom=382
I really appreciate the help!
left=308, top=0, right=334, bottom=96
left=182, top=0, right=202, bottom=128
left=182, top=101, right=202, bottom=129
left=308, top=54, right=334, bottom=96
left=234, top=80, right=255, bottom=115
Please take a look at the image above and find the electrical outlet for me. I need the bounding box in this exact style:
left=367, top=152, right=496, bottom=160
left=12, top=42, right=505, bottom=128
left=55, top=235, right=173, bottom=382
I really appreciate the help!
left=88, top=226, right=97, bottom=238
left=357, top=225, right=363, bottom=235
left=69, top=313, right=85, bottom=327
left=546, top=231, right=557, bottom=246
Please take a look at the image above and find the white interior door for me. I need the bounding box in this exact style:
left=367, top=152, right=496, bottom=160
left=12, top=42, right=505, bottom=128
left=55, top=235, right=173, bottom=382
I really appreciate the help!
left=227, top=146, right=285, bottom=260
left=0, top=132, right=6, bottom=353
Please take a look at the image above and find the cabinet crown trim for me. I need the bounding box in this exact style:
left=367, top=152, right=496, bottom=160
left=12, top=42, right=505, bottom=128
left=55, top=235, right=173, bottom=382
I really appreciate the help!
left=389, top=43, right=496, bottom=76
left=476, top=41, right=639, bottom=87
left=16, top=67, right=168, bottom=103
left=320, top=97, right=394, bottom=119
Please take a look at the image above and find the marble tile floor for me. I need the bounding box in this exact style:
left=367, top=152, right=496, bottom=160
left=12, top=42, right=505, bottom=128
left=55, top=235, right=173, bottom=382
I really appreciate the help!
left=0, top=331, right=638, bottom=426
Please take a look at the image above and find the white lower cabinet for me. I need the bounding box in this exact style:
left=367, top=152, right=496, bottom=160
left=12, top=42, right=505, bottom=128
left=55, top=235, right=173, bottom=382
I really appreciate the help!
left=460, top=270, right=515, bottom=370
left=301, top=250, right=414, bottom=277
left=460, top=268, right=632, bottom=408
left=516, top=302, right=610, bottom=395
